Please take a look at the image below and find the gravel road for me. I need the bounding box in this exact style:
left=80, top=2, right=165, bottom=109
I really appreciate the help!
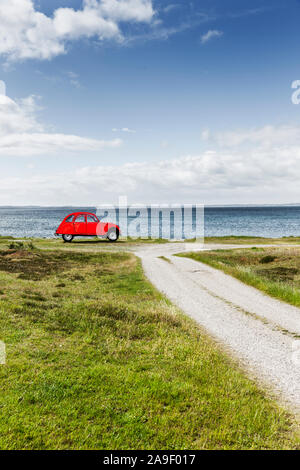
left=135, top=243, right=300, bottom=409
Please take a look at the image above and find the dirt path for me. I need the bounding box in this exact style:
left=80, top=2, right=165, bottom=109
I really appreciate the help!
left=135, top=243, right=300, bottom=409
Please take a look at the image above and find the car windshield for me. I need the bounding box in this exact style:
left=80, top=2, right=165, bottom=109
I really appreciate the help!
left=65, top=215, right=74, bottom=222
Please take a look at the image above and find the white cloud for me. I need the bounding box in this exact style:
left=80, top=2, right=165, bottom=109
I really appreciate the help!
left=228, top=7, right=267, bottom=19
left=0, top=0, right=155, bottom=61
left=0, top=80, right=6, bottom=95
left=0, top=132, right=121, bottom=157
left=1, top=118, right=300, bottom=204
left=95, top=0, right=154, bottom=22
left=0, top=94, right=42, bottom=136
left=66, top=71, right=81, bottom=88
left=201, top=128, right=210, bottom=141
left=125, top=12, right=212, bottom=44
left=0, top=92, right=121, bottom=156
left=112, top=127, right=136, bottom=133
left=215, top=125, right=300, bottom=148
left=2, top=137, right=300, bottom=205
left=163, top=4, right=181, bottom=14
left=201, top=29, right=223, bottom=44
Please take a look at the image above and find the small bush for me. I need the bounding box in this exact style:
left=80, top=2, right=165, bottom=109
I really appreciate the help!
left=8, top=241, right=24, bottom=250
left=8, top=241, right=36, bottom=251
left=260, top=255, right=276, bottom=264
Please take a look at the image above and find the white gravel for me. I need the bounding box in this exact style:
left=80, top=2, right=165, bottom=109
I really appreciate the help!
left=135, top=243, right=300, bottom=410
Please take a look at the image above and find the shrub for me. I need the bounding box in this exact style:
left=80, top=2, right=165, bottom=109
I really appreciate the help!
left=260, top=255, right=276, bottom=264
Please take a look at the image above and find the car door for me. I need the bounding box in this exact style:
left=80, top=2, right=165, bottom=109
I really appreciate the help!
left=73, top=214, right=87, bottom=235
left=86, top=214, right=99, bottom=236
left=56, top=214, right=75, bottom=235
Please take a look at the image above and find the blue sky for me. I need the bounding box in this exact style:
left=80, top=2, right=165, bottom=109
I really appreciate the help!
left=0, top=0, right=300, bottom=205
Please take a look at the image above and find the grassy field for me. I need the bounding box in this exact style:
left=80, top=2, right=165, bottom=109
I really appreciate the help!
left=0, top=234, right=300, bottom=252
left=181, top=246, right=300, bottom=309
left=0, top=236, right=170, bottom=256
left=204, top=235, right=300, bottom=245
left=0, top=241, right=298, bottom=449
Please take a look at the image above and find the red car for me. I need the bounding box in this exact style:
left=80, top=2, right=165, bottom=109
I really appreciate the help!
left=55, top=212, right=120, bottom=242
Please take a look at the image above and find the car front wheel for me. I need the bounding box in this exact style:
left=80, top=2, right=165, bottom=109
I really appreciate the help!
left=62, top=234, right=74, bottom=243
left=107, top=228, right=119, bottom=242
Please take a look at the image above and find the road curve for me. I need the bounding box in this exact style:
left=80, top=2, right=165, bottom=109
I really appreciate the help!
left=135, top=243, right=300, bottom=409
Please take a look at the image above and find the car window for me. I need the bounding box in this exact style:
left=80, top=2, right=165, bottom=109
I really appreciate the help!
left=87, top=215, right=98, bottom=223
left=65, top=215, right=74, bottom=222
left=74, top=215, right=86, bottom=223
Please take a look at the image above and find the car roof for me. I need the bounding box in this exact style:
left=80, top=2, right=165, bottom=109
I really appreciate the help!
left=64, top=212, right=97, bottom=218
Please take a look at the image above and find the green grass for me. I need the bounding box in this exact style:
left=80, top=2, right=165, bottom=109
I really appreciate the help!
left=205, top=235, right=300, bottom=245
left=0, top=245, right=299, bottom=449
left=0, top=237, right=172, bottom=256
left=0, top=234, right=299, bottom=256
left=181, top=246, right=300, bottom=308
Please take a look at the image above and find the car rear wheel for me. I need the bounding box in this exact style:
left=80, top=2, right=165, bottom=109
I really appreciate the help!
left=107, top=228, right=119, bottom=242
left=62, top=234, right=74, bottom=243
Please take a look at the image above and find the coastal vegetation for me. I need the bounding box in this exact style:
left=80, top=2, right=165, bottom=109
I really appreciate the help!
left=0, top=242, right=298, bottom=449
left=204, top=235, right=300, bottom=245
left=182, top=246, right=300, bottom=308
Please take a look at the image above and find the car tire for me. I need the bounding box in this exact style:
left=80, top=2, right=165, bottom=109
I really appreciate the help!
left=107, top=228, right=119, bottom=242
left=62, top=234, right=74, bottom=243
